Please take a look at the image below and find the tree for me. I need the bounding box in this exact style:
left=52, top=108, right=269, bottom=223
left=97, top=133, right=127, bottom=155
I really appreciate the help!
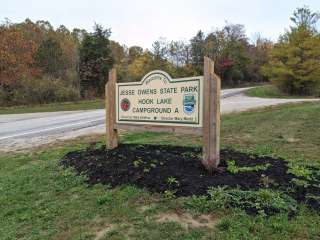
left=168, top=41, right=188, bottom=67
left=262, top=7, right=320, bottom=96
left=205, top=30, right=225, bottom=64
left=128, top=46, right=143, bottom=64
left=0, top=23, right=39, bottom=86
left=202, top=24, right=251, bottom=86
left=110, top=41, right=125, bottom=65
left=190, top=30, right=205, bottom=70
left=79, top=24, right=113, bottom=97
left=127, top=52, right=154, bottom=81
left=72, top=28, right=88, bottom=43
left=151, top=38, right=168, bottom=61
left=247, top=35, right=273, bottom=83
left=290, top=6, right=320, bottom=31
left=35, top=37, right=65, bottom=78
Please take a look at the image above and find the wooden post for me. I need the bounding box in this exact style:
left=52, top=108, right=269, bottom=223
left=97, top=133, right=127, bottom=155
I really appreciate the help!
left=202, top=57, right=221, bottom=171
left=105, top=68, right=119, bottom=149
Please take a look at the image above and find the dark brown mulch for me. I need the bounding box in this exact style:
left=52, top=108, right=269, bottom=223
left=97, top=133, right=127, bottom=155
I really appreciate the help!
left=60, top=144, right=320, bottom=209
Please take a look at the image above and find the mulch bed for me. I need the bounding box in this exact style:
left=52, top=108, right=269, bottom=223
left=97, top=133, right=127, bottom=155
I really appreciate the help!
left=60, top=144, right=320, bottom=209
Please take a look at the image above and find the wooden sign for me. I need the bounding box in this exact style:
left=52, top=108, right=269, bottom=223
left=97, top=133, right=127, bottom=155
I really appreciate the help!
left=106, top=57, right=221, bottom=171
left=116, top=71, right=203, bottom=127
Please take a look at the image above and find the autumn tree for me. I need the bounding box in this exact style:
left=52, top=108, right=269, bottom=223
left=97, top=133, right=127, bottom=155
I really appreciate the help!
left=0, top=19, right=81, bottom=106
left=0, top=21, right=38, bottom=86
left=127, top=52, right=154, bottom=81
left=0, top=17, right=278, bottom=105
left=247, top=35, right=273, bottom=83
left=199, top=24, right=252, bottom=86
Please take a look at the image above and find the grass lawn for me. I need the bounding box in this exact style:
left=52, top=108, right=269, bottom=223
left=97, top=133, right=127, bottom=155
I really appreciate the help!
left=0, top=99, right=104, bottom=115
left=1, top=102, right=320, bottom=240
left=245, top=85, right=317, bottom=99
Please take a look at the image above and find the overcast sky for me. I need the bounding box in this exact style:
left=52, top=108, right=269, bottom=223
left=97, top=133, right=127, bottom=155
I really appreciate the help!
left=2, top=0, right=320, bottom=48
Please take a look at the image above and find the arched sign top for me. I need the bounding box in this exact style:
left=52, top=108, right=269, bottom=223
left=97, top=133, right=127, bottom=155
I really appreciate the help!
left=141, top=70, right=172, bottom=85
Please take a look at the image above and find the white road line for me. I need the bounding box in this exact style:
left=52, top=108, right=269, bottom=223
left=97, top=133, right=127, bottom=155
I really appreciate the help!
left=0, top=118, right=105, bottom=141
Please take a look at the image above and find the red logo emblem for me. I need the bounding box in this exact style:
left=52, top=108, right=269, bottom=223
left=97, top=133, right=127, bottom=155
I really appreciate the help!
left=120, top=98, right=130, bottom=111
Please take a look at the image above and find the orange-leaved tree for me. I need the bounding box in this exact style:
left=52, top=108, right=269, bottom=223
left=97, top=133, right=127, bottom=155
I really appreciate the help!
left=0, top=23, right=39, bottom=86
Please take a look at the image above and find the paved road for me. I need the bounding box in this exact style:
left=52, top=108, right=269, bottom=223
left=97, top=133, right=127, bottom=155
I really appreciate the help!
left=0, top=87, right=317, bottom=151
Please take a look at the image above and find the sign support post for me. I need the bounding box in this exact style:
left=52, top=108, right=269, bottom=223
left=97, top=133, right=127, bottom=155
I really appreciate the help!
left=202, top=57, right=221, bottom=171
left=105, top=68, right=119, bottom=149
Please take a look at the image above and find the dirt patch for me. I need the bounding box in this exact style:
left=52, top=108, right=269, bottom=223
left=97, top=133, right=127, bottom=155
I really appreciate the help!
left=94, top=224, right=114, bottom=240
left=156, top=212, right=217, bottom=229
left=61, top=144, right=320, bottom=209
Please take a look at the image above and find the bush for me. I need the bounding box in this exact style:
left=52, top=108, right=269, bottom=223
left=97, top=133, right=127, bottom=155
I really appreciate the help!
left=0, top=76, right=80, bottom=106
left=185, top=187, right=297, bottom=216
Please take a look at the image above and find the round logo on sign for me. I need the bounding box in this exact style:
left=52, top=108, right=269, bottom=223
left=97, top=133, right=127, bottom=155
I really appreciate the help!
left=120, top=98, right=130, bottom=112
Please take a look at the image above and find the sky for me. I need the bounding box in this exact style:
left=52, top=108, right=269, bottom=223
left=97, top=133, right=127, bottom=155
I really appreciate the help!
left=2, top=0, right=320, bottom=48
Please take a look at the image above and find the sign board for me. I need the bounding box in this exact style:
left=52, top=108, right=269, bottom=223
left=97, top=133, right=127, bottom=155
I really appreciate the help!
left=106, top=57, right=220, bottom=170
left=116, top=71, right=203, bottom=127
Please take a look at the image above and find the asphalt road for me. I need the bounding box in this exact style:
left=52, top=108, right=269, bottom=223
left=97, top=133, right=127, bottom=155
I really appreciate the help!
left=0, top=87, right=317, bottom=151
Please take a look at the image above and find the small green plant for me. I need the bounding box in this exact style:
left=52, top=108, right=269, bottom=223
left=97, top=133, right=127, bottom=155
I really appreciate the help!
left=185, top=187, right=297, bottom=216
left=150, top=163, right=157, bottom=168
left=288, top=164, right=314, bottom=181
left=143, top=167, right=150, bottom=173
left=133, top=159, right=143, bottom=168
left=97, top=192, right=113, bottom=205
left=207, top=186, right=232, bottom=209
left=226, top=160, right=271, bottom=174
left=163, top=190, right=176, bottom=199
left=291, top=178, right=310, bottom=188
left=226, top=160, right=238, bottom=174
left=166, top=176, right=180, bottom=187
left=151, top=159, right=158, bottom=164
left=184, top=195, right=210, bottom=213
left=216, top=218, right=233, bottom=231
left=253, top=144, right=274, bottom=156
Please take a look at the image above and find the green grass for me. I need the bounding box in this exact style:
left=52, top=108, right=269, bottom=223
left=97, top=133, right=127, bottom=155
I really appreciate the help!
left=0, top=99, right=104, bottom=115
left=221, top=102, right=320, bottom=166
left=245, top=85, right=316, bottom=99
left=1, top=102, right=320, bottom=239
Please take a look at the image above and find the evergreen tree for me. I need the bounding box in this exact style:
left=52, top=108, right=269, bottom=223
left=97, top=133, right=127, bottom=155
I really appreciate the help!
left=262, top=7, right=320, bottom=96
left=79, top=24, right=113, bottom=97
